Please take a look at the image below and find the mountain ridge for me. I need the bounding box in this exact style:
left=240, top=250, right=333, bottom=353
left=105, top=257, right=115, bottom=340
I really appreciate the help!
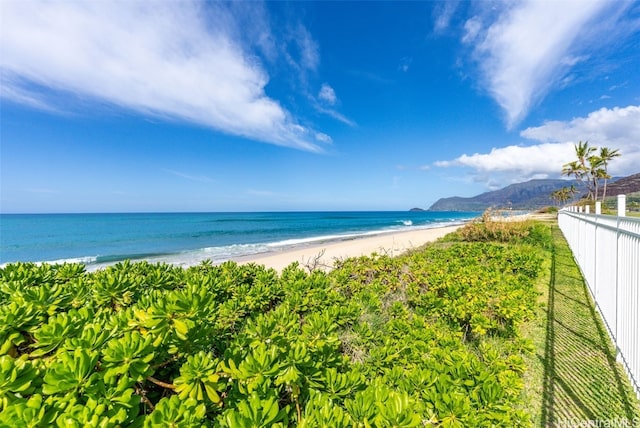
left=428, top=179, right=573, bottom=211
left=601, top=173, right=640, bottom=198
left=428, top=173, right=640, bottom=211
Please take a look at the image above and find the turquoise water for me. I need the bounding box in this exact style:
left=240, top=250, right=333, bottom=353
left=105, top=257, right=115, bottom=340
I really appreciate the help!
left=0, top=211, right=479, bottom=268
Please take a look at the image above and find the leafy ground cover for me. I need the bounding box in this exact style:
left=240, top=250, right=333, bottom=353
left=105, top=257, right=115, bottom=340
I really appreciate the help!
left=0, top=223, right=549, bottom=426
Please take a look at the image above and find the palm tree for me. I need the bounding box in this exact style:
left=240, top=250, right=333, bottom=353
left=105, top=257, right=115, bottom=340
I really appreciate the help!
left=567, top=184, right=578, bottom=200
left=551, top=189, right=563, bottom=207
left=575, top=140, right=596, bottom=168
left=561, top=160, right=587, bottom=198
left=561, top=141, right=621, bottom=202
left=598, top=147, right=621, bottom=201
left=587, top=155, right=605, bottom=201
left=551, top=185, right=578, bottom=207
left=574, top=141, right=597, bottom=199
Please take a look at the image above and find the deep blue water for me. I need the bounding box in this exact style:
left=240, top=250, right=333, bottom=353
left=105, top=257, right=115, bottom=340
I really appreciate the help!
left=0, top=211, right=479, bottom=267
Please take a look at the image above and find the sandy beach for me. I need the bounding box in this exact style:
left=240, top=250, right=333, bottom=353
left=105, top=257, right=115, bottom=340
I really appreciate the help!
left=234, top=224, right=462, bottom=271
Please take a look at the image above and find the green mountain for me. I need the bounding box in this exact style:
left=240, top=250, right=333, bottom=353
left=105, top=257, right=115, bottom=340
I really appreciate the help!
left=428, top=179, right=577, bottom=211
left=426, top=173, right=640, bottom=212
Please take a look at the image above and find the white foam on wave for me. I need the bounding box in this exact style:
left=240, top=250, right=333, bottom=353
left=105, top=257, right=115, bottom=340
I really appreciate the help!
left=11, top=217, right=475, bottom=272
left=51, top=256, right=99, bottom=265
left=1, top=255, right=98, bottom=269
left=201, top=243, right=270, bottom=259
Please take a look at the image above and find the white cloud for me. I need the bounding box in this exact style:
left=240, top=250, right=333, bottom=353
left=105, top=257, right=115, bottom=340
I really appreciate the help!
left=436, top=105, right=640, bottom=185
left=462, top=17, right=482, bottom=44
left=0, top=1, right=325, bottom=151
left=465, top=0, right=633, bottom=128
left=315, top=132, right=333, bottom=144
left=318, top=84, right=337, bottom=105
left=283, top=24, right=319, bottom=79
left=314, top=106, right=357, bottom=127
left=294, top=25, right=320, bottom=72
left=520, top=106, right=640, bottom=148
left=521, top=105, right=640, bottom=174
left=312, top=83, right=356, bottom=127
left=433, top=1, right=460, bottom=34
left=0, top=85, right=60, bottom=113
left=434, top=142, right=576, bottom=179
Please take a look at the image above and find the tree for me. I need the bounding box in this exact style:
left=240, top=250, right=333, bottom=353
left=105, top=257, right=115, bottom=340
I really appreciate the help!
left=587, top=154, right=604, bottom=201
left=561, top=160, right=587, bottom=198
left=551, top=189, right=564, bottom=207
left=562, top=141, right=621, bottom=202
left=551, top=185, right=577, bottom=207
left=575, top=140, right=596, bottom=162
left=598, top=147, right=621, bottom=201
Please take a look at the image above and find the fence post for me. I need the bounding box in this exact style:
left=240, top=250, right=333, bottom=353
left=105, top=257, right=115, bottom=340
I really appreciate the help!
left=586, top=205, right=590, bottom=214
left=618, top=195, right=626, bottom=217
left=596, top=201, right=601, bottom=215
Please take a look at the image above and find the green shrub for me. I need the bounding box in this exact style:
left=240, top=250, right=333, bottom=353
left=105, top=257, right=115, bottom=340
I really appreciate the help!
left=0, top=230, right=544, bottom=426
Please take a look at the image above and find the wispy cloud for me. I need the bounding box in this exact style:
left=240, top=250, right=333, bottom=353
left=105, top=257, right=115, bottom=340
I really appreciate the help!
left=296, top=26, right=320, bottom=72
left=461, top=17, right=482, bottom=44
left=435, top=105, right=640, bottom=185
left=0, top=85, right=61, bottom=113
left=312, top=83, right=356, bottom=127
left=433, top=1, right=461, bottom=34
left=0, top=1, right=325, bottom=151
left=163, top=169, right=216, bottom=184
left=314, top=105, right=357, bottom=127
left=315, top=133, right=333, bottom=144
left=463, top=0, right=635, bottom=128
left=318, top=84, right=337, bottom=105
left=281, top=23, right=320, bottom=87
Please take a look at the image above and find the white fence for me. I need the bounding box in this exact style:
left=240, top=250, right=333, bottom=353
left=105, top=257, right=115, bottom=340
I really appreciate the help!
left=558, top=199, right=640, bottom=399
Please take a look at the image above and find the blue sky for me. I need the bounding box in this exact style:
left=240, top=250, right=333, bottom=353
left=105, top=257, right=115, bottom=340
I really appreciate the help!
left=1, top=0, right=639, bottom=213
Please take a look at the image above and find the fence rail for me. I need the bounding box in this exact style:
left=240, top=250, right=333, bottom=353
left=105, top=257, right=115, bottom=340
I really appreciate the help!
left=558, top=208, right=640, bottom=399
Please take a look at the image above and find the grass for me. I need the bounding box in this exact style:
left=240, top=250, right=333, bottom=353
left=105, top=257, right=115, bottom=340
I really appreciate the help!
left=521, top=222, right=640, bottom=426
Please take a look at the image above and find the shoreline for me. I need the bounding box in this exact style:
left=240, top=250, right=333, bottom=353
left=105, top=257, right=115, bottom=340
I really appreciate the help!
left=2, top=211, right=480, bottom=269
left=2, top=223, right=470, bottom=272
left=232, top=224, right=463, bottom=272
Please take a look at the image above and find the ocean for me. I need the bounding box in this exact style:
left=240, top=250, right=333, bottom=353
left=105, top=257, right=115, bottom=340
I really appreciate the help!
left=0, top=211, right=479, bottom=269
